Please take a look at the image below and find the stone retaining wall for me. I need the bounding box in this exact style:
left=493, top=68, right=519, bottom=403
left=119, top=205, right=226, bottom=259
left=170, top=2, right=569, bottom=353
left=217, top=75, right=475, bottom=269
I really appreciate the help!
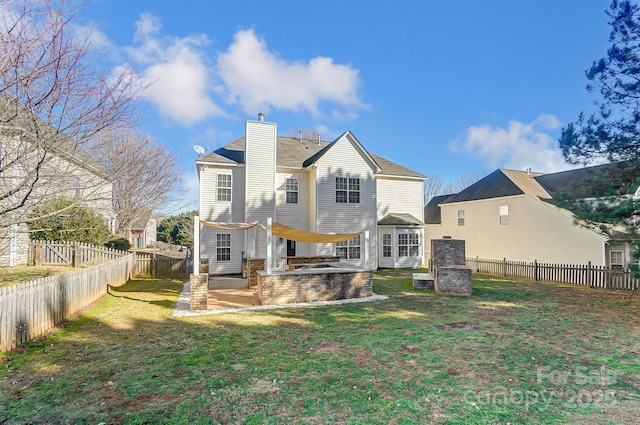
left=257, top=269, right=372, bottom=305
left=435, top=266, right=472, bottom=296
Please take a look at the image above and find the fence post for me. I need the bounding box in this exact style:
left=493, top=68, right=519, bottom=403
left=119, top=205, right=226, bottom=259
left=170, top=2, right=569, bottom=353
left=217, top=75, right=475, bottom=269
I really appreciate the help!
left=534, top=259, right=538, bottom=282
left=34, top=243, right=42, bottom=267
left=503, top=257, right=507, bottom=277
left=152, top=253, right=157, bottom=278
left=587, top=261, right=592, bottom=288
left=73, top=245, right=81, bottom=268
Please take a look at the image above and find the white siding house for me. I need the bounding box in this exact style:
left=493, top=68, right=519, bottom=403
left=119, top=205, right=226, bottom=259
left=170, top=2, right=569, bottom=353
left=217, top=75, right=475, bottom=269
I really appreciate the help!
left=197, top=115, right=426, bottom=274
left=0, top=102, right=115, bottom=266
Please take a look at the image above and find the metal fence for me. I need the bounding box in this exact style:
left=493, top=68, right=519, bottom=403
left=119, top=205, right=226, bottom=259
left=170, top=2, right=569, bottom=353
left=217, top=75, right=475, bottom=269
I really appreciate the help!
left=467, top=257, right=640, bottom=291
left=0, top=254, right=134, bottom=352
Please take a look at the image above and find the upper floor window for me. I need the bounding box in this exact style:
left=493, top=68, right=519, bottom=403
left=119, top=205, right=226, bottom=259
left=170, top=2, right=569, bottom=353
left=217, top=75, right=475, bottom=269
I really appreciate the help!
left=217, top=174, right=232, bottom=202
left=286, top=178, right=299, bottom=204
left=499, top=205, right=509, bottom=225
left=382, top=233, right=392, bottom=258
left=75, top=176, right=81, bottom=198
left=336, top=235, right=361, bottom=260
left=457, top=209, right=465, bottom=226
left=336, top=177, right=360, bottom=203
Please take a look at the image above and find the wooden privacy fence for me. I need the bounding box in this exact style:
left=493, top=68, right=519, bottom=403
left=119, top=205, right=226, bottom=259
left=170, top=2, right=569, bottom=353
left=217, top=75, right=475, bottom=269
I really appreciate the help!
left=133, top=254, right=189, bottom=278
left=467, top=257, right=640, bottom=291
left=0, top=254, right=134, bottom=352
left=29, top=240, right=126, bottom=267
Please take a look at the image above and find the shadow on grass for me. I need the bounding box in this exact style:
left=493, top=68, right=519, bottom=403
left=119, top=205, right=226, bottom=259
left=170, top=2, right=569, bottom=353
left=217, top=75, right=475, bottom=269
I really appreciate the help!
left=2, top=271, right=640, bottom=424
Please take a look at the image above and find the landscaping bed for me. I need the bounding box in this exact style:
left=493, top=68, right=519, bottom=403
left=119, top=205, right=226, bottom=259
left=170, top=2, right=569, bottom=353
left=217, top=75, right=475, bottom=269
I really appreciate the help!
left=1, top=271, right=639, bottom=424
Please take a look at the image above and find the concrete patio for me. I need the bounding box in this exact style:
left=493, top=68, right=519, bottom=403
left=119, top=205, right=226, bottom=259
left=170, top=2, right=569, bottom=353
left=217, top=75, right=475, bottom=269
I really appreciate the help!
left=207, top=276, right=258, bottom=309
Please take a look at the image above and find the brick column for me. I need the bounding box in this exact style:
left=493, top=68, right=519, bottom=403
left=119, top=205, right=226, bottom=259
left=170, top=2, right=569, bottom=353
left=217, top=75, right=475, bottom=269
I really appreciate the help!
left=189, top=273, right=209, bottom=310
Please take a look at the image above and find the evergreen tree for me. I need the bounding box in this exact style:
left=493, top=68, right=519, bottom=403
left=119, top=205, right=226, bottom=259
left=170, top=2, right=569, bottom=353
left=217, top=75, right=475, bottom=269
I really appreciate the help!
left=29, top=198, right=111, bottom=245
left=157, top=211, right=197, bottom=248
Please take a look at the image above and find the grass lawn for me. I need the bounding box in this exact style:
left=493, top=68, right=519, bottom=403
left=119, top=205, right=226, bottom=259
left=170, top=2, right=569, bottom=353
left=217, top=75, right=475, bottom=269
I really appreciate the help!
left=1, top=270, right=639, bottom=424
left=0, top=265, right=74, bottom=288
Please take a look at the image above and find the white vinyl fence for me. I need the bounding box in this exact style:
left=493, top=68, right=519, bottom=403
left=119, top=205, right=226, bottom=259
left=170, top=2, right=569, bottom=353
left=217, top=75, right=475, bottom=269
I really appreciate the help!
left=0, top=253, right=134, bottom=352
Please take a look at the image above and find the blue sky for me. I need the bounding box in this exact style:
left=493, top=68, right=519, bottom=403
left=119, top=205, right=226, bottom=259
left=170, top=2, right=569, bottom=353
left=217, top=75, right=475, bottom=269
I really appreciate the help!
left=77, top=0, right=613, bottom=210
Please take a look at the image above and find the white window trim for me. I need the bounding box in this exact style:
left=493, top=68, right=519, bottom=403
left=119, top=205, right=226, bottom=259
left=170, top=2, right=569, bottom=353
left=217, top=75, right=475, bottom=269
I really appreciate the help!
left=336, top=235, right=361, bottom=259
left=382, top=233, right=392, bottom=258
left=336, top=177, right=360, bottom=204
left=216, top=233, right=231, bottom=262
left=285, top=177, right=299, bottom=204
left=457, top=209, right=465, bottom=226
left=217, top=173, right=232, bottom=202
left=499, top=205, right=509, bottom=225
left=398, top=232, right=420, bottom=258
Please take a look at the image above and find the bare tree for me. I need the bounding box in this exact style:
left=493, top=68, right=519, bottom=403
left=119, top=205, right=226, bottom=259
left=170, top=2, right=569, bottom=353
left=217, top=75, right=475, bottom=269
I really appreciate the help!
left=424, top=170, right=488, bottom=204
left=424, top=174, right=446, bottom=204
left=0, top=0, right=139, bottom=228
left=287, top=128, right=321, bottom=141
left=89, top=129, right=181, bottom=239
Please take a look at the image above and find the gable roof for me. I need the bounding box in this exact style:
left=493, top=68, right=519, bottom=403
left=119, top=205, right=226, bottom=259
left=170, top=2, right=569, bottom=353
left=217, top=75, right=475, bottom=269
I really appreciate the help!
left=378, top=212, right=425, bottom=227
left=440, top=169, right=524, bottom=204
left=198, top=132, right=425, bottom=178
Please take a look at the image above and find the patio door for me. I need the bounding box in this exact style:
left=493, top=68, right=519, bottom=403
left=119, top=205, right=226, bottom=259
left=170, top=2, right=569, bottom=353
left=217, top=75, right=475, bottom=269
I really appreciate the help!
left=287, top=240, right=296, bottom=256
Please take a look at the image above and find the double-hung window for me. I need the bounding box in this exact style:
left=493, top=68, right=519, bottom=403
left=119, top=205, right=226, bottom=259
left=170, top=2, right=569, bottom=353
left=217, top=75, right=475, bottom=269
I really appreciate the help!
left=286, top=178, right=299, bottom=204
left=216, top=234, right=231, bottom=262
left=336, top=177, right=360, bottom=203
left=499, top=205, right=509, bottom=225
left=336, top=235, right=361, bottom=260
left=398, top=233, right=420, bottom=257
left=382, top=233, right=392, bottom=258
left=610, top=250, right=624, bottom=270
left=457, top=209, right=465, bottom=226
left=217, top=174, right=232, bottom=202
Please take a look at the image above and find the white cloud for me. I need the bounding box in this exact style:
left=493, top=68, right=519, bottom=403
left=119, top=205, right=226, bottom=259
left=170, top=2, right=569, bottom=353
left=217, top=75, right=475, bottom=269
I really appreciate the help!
left=124, top=14, right=223, bottom=126
left=451, top=115, right=576, bottom=173
left=217, top=29, right=365, bottom=116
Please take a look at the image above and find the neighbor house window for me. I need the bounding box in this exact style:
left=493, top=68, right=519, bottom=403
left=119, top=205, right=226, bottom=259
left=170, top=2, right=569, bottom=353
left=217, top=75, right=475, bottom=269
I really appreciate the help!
left=398, top=233, right=420, bottom=257
left=286, top=178, right=299, bottom=204
left=216, top=233, right=231, bottom=262
left=610, top=250, right=624, bottom=270
left=499, top=205, right=509, bottom=225
left=217, top=174, right=232, bottom=202
left=382, top=233, right=392, bottom=258
left=457, top=209, right=465, bottom=226
left=336, top=177, right=360, bottom=203
left=336, top=235, right=361, bottom=260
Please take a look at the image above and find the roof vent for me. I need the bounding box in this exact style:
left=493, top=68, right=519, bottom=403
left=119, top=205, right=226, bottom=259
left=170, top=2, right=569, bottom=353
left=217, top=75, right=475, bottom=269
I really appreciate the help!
left=258, top=112, right=265, bottom=122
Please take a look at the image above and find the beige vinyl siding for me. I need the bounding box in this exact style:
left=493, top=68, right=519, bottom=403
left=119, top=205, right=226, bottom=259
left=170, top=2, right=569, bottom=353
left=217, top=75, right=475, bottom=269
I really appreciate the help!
left=314, top=134, right=377, bottom=269
left=376, top=177, right=424, bottom=222
left=276, top=169, right=311, bottom=256
left=426, top=195, right=608, bottom=266
left=199, top=165, right=246, bottom=274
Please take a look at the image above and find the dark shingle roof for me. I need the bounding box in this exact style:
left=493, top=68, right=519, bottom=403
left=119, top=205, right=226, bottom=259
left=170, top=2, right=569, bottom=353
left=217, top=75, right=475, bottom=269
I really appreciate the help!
left=199, top=134, right=424, bottom=178
left=378, top=213, right=425, bottom=227
left=534, top=160, right=640, bottom=201
left=424, top=194, right=456, bottom=224
left=441, top=170, right=523, bottom=204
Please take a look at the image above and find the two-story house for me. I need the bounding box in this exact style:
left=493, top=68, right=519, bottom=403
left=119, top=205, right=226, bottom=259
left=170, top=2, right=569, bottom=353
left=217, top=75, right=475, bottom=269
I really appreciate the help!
left=425, top=161, right=640, bottom=268
left=197, top=115, right=426, bottom=274
left=0, top=98, right=116, bottom=266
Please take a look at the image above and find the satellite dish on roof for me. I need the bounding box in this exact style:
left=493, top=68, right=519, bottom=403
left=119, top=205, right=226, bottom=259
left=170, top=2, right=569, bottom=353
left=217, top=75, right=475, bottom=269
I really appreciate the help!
left=193, top=145, right=207, bottom=156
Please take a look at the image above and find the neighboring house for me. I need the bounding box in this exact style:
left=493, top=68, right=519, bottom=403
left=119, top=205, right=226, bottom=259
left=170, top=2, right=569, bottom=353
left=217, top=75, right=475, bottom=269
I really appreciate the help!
left=425, top=162, right=640, bottom=268
left=129, top=216, right=157, bottom=248
left=0, top=98, right=115, bottom=266
left=197, top=115, right=426, bottom=274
